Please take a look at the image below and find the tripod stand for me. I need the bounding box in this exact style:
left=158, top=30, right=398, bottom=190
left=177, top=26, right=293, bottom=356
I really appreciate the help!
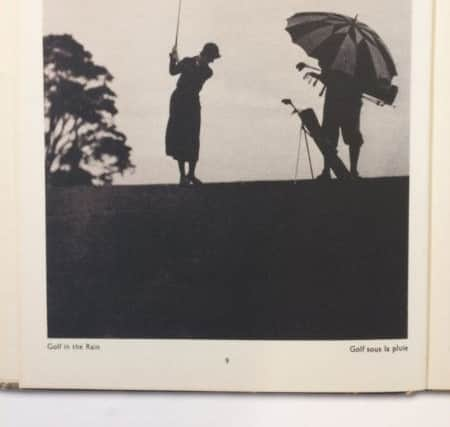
left=294, top=124, right=315, bottom=182
left=282, top=99, right=315, bottom=182
left=282, top=99, right=351, bottom=180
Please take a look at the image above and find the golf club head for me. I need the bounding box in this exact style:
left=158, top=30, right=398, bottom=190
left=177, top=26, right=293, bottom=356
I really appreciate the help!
left=296, top=62, right=306, bottom=72
left=282, top=98, right=292, bottom=106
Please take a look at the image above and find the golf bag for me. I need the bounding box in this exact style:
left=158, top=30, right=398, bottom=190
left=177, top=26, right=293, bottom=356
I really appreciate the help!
left=298, top=109, right=351, bottom=180
left=365, top=83, right=398, bottom=106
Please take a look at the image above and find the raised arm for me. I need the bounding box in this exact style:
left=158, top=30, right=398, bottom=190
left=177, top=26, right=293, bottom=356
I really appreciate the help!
left=169, top=48, right=183, bottom=76
left=169, top=57, right=182, bottom=76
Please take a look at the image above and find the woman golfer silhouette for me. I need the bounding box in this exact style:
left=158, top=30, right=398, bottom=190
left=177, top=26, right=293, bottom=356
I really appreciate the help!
left=165, top=42, right=220, bottom=185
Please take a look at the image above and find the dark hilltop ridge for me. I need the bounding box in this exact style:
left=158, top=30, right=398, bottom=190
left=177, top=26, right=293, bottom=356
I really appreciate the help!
left=46, top=177, right=408, bottom=340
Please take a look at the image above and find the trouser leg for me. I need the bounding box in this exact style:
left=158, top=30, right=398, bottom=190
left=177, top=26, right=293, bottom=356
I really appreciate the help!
left=350, top=145, right=361, bottom=176
left=342, top=102, right=363, bottom=177
left=321, top=97, right=340, bottom=176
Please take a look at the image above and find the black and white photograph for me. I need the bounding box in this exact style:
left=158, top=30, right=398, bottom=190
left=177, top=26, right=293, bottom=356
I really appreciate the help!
left=43, top=0, right=411, bottom=341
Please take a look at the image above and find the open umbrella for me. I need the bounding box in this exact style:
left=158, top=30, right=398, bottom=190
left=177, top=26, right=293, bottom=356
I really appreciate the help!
left=286, top=12, right=398, bottom=103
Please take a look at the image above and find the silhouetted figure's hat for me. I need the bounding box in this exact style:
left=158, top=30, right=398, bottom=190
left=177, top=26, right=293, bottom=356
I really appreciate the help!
left=201, top=42, right=221, bottom=59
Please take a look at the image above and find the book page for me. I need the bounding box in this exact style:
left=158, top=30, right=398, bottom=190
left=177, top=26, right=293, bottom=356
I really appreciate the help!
left=0, top=0, right=19, bottom=387
left=428, top=0, right=450, bottom=390
left=18, top=0, right=431, bottom=391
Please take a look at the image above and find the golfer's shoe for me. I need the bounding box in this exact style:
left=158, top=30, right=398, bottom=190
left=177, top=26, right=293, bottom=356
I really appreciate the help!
left=316, top=171, right=332, bottom=181
left=180, top=176, right=190, bottom=186
left=189, top=176, right=203, bottom=185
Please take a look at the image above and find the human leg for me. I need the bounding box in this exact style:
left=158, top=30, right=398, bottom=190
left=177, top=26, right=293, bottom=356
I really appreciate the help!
left=178, top=160, right=186, bottom=176
left=342, top=102, right=363, bottom=178
left=178, top=161, right=189, bottom=185
left=349, top=145, right=361, bottom=177
left=320, top=96, right=340, bottom=179
left=187, top=161, right=202, bottom=185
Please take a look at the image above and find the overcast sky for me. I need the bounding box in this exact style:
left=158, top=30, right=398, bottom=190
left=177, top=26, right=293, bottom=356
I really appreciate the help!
left=44, top=0, right=411, bottom=184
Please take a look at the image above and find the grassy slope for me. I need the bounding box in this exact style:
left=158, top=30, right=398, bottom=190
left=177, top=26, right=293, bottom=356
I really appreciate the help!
left=46, top=178, right=409, bottom=339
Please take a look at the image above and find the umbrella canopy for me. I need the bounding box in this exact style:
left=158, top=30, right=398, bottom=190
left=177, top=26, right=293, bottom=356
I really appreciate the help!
left=286, top=12, right=397, bottom=87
